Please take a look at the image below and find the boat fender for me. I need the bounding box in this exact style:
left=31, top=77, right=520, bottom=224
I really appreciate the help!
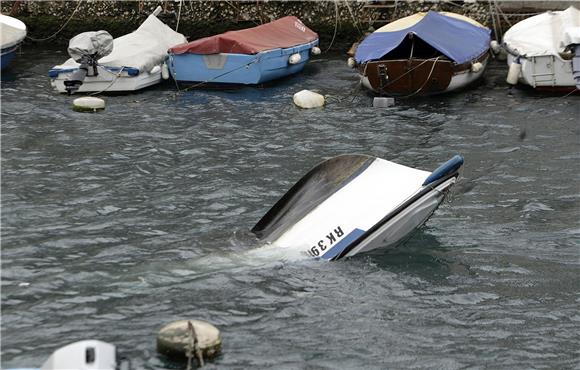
left=470, top=62, right=483, bottom=73
left=490, top=40, right=501, bottom=54
left=347, top=57, right=356, bottom=68
left=288, top=53, right=302, bottom=65
left=150, top=65, right=161, bottom=76
left=506, top=58, right=522, bottom=85
left=311, top=46, right=321, bottom=55
left=72, top=97, right=105, bottom=113
left=157, top=320, right=222, bottom=364
left=422, top=155, right=464, bottom=186
left=161, top=62, right=170, bottom=80
left=293, top=89, right=325, bottom=109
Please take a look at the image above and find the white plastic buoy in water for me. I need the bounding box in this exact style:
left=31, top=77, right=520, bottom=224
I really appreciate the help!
left=72, top=97, right=105, bottom=113
left=288, top=53, right=302, bottom=65
left=157, top=320, right=221, bottom=364
left=471, top=62, right=483, bottom=73
left=347, top=57, right=356, bottom=68
left=506, top=60, right=522, bottom=85
left=311, top=46, right=321, bottom=55
left=293, top=89, right=325, bottom=109
left=490, top=40, right=501, bottom=54
left=161, top=62, right=169, bottom=80
left=373, top=97, right=395, bottom=108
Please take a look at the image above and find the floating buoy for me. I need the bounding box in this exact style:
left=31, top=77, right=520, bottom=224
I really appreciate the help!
left=506, top=60, right=522, bottom=85
left=157, top=320, right=221, bottom=364
left=311, top=46, right=321, bottom=55
left=471, top=62, right=483, bottom=73
left=161, top=62, right=169, bottom=80
left=293, top=89, right=325, bottom=109
left=288, top=53, right=302, bottom=65
left=72, top=97, right=105, bottom=113
left=373, top=97, right=395, bottom=108
left=347, top=57, right=356, bottom=68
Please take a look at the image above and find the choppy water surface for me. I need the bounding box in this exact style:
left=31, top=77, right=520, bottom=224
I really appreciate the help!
left=2, top=47, right=579, bottom=369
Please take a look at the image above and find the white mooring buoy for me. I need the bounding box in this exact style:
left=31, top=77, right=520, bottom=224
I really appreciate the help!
left=72, top=97, right=105, bottom=113
left=157, top=320, right=221, bottom=365
left=293, top=89, right=325, bottom=109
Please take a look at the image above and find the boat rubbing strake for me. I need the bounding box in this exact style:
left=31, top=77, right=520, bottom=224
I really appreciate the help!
left=252, top=155, right=464, bottom=260
left=353, top=11, right=490, bottom=96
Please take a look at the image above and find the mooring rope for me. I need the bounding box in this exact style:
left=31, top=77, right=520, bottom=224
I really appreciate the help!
left=175, top=0, right=183, bottom=32
left=325, top=0, right=340, bottom=53
left=26, top=0, right=84, bottom=42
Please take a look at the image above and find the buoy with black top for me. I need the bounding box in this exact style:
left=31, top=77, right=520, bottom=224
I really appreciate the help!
left=157, top=320, right=221, bottom=366
left=72, top=97, right=105, bottom=113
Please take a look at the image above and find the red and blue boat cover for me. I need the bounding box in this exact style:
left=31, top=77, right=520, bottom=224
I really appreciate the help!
left=355, top=11, right=490, bottom=65
left=169, top=16, right=318, bottom=55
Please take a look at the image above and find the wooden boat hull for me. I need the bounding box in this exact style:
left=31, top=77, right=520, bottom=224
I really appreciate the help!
left=359, top=53, right=488, bottom=96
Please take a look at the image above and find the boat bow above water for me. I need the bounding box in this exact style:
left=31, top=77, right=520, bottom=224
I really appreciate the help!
left=252, top=154, right=464, bottom=260
left=353, top=11, right=491, bottom=96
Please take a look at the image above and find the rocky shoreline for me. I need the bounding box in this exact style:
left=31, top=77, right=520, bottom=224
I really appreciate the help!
left=1, top=1, right=568, bottom=51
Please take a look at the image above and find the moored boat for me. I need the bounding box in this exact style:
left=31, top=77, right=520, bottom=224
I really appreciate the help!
left=0, top=14, right=27, bottom=70
left=353, top=11, right=491, bottom=96
left=252, top=154, right=463, bottom=260
left=503, top=6, right=580, bottom=92
left=168, top=16, right=319, bottom=86
left=48, top=7, right=186, bottom=94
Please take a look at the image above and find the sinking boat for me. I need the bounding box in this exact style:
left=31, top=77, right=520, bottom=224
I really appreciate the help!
left=48, top=7, right=186, bottom=94
left=252, top=154, right=463, bottom=260
left=503, top=6, right=580, bottom=92
left=352, top=11, right=490, bottom=96
left=168, top=16, right=319, bottom=86
left=1, top=14, right=27, bottom=70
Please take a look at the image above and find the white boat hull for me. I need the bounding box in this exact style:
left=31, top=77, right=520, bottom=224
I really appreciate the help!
left=50, top=67, right=163, bottom=93
left=506, top=53, right=576, bottom=89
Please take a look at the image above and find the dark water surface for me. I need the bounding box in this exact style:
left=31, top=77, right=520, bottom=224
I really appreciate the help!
left=2, top=47, right=579, bottom=369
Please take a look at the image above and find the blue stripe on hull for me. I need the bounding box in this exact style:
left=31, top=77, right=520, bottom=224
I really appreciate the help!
left=1, top=49, right=17, bottom=70
left=169, top=40, right=318, bottom=85
left=321, top=228, right=366, bottom=261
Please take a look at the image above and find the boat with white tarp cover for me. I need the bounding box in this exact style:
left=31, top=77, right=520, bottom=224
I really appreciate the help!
left=1, top=14, right=27, bottom=70
left=503, top=6, right=580, bottom=91
left=48, top=7, right=186, bottom=94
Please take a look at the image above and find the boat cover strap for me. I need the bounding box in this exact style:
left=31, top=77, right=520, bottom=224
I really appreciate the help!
left=355, top=11, right=490, bottom=64
left=169, top=16, right=318, bottom=55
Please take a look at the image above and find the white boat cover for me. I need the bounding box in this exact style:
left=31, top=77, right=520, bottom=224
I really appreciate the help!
left=503, top=6, right=580, bottom=58
left=67, top=30, right=114, bottom=62
left=56, top=14, right=187, bottom=72
left=0, top=14, right=27, bottom=49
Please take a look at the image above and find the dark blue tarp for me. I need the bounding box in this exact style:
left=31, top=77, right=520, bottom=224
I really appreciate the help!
left=355, top=11, right=491, bottom=64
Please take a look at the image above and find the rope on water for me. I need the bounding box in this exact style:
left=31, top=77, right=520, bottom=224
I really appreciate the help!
left=26, top=0, right=84, bottom=42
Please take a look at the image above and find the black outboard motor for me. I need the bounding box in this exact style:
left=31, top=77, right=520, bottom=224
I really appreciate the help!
left=65, top=30, right=114, bottom=95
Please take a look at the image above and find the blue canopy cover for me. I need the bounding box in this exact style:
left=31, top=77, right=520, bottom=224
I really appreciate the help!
left=355, top=11, right=491, bottom=65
